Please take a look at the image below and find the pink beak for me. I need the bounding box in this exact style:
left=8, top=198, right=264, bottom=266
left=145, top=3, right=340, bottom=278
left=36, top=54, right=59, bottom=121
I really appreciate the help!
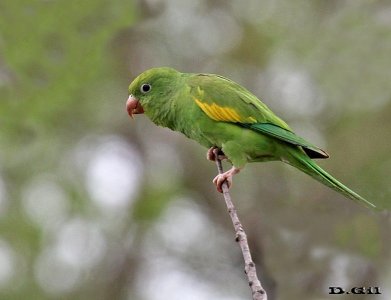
left=126, top=95, right=144, bottom=118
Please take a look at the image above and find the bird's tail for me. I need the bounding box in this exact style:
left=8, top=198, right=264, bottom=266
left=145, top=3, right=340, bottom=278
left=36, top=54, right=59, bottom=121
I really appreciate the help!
left=284, top=148, right=376, bottom=209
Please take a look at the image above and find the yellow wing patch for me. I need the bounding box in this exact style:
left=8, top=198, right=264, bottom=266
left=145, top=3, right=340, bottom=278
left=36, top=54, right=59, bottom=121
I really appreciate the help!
left=194, top=98, right=257, bottom=123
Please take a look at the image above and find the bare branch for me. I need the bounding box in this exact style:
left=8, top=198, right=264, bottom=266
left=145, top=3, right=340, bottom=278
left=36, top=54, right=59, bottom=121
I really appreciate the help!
left=213, top=149, right=268, bottom=300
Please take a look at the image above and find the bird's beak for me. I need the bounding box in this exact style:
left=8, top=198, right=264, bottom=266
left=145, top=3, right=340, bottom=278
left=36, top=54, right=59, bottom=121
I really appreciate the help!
left=126, top=95, right=144, bottom=118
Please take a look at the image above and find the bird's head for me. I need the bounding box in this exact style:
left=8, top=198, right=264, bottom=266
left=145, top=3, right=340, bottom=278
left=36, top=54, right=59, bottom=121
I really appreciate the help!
left=126, top=67, right=181, bottom=118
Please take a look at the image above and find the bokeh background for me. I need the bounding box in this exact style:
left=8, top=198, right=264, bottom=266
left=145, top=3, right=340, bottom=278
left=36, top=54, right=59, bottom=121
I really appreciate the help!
left=1, top=0, right=390, bottom=299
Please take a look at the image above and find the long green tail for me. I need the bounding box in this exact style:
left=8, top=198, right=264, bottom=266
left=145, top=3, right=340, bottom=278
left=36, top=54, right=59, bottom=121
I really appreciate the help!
left=285, top=148, right=376, bottom=209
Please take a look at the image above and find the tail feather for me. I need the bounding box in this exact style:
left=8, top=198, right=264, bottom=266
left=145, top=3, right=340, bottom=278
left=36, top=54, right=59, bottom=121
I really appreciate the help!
left=285, top=148, right=376, bottom=209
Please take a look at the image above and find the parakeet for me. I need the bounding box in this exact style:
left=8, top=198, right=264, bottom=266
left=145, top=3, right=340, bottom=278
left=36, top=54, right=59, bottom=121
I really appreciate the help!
left=126, top=67, right=375, bottom=208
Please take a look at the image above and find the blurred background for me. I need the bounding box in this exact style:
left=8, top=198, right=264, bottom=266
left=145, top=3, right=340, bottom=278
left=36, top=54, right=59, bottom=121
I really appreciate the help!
left=0, top=0, right=390, bottom=299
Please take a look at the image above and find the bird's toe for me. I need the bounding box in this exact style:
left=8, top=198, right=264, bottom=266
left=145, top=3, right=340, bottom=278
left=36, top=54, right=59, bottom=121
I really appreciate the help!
left=207, top=147, right=227, bottom=161
left=213, top=174, right=232, bottom=193
left=207, top=147, right=217, bottom=161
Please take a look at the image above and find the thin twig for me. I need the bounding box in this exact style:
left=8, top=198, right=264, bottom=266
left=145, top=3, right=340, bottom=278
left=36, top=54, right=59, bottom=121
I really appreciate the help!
left=213, top=149, right=267, bottom=300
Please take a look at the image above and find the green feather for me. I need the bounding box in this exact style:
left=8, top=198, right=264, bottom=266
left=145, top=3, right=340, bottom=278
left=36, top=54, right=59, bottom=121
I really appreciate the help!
left=127, top=67, right=376, bottom=208
left=285, top=148, right=376, bottom=209
left=187, top=73, right=292, bottom=130
left=242, top=123, right=329, bottom=159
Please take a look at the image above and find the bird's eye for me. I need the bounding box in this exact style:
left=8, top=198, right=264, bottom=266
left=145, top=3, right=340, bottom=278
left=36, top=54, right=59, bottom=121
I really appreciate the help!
left=140, top=83, right=151, bottom=94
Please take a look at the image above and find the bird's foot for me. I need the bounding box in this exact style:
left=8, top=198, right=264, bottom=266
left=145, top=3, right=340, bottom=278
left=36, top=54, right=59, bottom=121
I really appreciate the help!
left=207, top=147, right=227, bottom=161
left=213, top=167, right=241, bottom=193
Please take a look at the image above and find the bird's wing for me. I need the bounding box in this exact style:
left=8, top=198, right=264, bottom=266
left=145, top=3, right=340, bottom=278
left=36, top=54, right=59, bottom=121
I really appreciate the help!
left=188, top=73, right=328, bottom=159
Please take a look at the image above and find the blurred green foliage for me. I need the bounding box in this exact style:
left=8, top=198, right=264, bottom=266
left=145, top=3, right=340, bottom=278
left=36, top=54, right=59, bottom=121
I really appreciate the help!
left=0, top=1, right=390, bottom=300
left=334, top=215, right=381, bottom=258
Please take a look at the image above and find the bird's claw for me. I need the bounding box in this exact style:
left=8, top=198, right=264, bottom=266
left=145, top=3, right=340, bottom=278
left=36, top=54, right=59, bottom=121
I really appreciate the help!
left=213, top=173, right=233, bottom=193
left=207, top=147, right=226, bottom=161
left=212, top=167, right=241, bottom=193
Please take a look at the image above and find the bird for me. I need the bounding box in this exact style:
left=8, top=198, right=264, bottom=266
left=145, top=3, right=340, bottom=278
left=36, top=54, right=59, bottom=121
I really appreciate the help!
left=126, top=67, right=375, bottom=208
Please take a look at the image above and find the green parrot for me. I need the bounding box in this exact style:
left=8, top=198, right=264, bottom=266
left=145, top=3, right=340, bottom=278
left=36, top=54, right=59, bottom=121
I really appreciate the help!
left=126, top=67, right=375, bottom=208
